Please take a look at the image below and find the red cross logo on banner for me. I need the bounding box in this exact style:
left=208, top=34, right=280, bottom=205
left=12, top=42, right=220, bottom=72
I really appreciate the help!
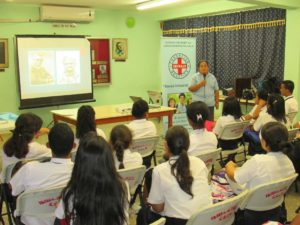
left=172, top=58, right=187, bottom=75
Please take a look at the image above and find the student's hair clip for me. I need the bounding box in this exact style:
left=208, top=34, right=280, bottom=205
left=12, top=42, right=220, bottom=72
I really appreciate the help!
left=196, top=113, right=202, bottom=121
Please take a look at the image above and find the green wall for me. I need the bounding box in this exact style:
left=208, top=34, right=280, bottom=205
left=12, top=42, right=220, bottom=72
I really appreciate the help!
left=0, top=3, right=161, bottom=124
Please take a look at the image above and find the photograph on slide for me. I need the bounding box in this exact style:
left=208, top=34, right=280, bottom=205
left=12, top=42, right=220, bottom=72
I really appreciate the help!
left=167, top=92, right=192, bottom=114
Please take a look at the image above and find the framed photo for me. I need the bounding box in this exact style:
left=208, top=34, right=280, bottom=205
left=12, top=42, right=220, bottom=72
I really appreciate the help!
left=112, top=38, right=127, bottom=61
left=0, top=39, right=8, bottom=68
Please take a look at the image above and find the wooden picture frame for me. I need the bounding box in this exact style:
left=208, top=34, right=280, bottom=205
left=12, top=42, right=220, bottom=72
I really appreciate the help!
left=0, top=39, right=8, bottom=68
left=112, top=38, right=127, bottom=61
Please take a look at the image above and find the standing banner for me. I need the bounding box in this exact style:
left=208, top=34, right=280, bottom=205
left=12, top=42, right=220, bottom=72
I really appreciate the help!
left=161, top=37, right=196, bottom=133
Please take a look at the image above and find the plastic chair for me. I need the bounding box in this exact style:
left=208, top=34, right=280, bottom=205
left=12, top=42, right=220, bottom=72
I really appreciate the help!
left=15, top=185, right=65, bottom=224
left=194, top=148, right=221, bottom=174
left=118, top=165, right=146, bottom=207
left=287, top=112, right=297, bottom=124
left=0, top=156, right=51, bottom=225
left=240, top=173, right=298, bottom=211
left=218, top=121, right=250, bottom=164
left=131, top=135, right=160, bottom=168
left=150, top=217, right=166, bottom=225
left=186, top=190, right=249, bottom=225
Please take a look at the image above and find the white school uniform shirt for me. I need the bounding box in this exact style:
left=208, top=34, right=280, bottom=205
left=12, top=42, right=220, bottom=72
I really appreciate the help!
left=188, top=129, right=218, bottom=156
left=1, top=142, right=52, bottom=181
left=148, top=156, right=213, bottom=219
left=213, top=115, right=241, bottom=136
left=127, top=119, right=157, bottom=139
left=253, top=112, right=290, bottom=132
left=234, top=152, right=295, bottom=190
left=55, top=182, right=131, bottom=225
left=10, top=158, right=74, bottom=225
left=285, top=95, right=298, bottom=123
left=114, top=149, right=143, bottom=170
left=73, top=128, right=107, bottom=151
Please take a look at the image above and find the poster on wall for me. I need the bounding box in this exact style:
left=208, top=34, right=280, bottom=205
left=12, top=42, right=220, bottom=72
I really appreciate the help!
left=161, top=37, right=196, bottom=133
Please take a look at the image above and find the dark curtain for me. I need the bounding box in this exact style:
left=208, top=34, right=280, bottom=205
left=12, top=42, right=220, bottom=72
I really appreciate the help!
left=162, top=8, right=286, bottom=89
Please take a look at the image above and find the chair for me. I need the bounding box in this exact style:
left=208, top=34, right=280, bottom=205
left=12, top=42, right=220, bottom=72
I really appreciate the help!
left=150, top=217, right=166, bottom=225
left=131, top=135, right=160, bottom=168
left=15, top=185, right=64, bottom=224
left=288, top=128, right=299, bottom=141
left=194, top=148, right=221, bottom=174
left=240, top=173, right=298, bottom=211
left=118, top=165, right=146, bottom=207
left=218, top=121, right=250, bottom=164
left=186, top=190, right=249, bottom=225
left=287, top=112, right=297, bottom=124
left=0, top=156, right=51, bottom=225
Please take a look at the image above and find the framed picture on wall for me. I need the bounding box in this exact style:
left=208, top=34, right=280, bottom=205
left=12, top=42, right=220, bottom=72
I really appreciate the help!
left=0, top=39, right=8, bottom=68
left=112, top=38, right=127, bottom=61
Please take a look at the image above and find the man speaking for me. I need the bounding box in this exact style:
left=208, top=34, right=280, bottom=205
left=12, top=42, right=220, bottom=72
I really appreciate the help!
left=188, top=60, right=219, bottom=120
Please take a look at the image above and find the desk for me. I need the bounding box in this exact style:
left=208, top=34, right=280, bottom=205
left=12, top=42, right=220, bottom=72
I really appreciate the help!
left=219, top=95, right=255, bottom=105
left=0, top=121, right=15, bottom=141
left=51, top=104, right=176, bottom=128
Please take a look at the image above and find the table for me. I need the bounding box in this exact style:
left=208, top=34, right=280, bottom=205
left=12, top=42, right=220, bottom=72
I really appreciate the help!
left=51, top=104, right=176, bottom=128
left=0, top=120, right=15, bottom=141
left=219, top=95, right=255, bottom=105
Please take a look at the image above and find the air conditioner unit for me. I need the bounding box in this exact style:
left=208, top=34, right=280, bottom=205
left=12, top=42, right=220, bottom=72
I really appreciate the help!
left=40, top=5, right=95, bottom=23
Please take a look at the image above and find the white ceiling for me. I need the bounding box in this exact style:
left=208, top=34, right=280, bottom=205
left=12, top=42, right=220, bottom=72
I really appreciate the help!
left=0, top=0, right=213, bottom=10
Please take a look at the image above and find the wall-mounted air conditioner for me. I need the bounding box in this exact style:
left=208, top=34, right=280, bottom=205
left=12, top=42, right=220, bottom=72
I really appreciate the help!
left=40, top=5, right=95, bottom=23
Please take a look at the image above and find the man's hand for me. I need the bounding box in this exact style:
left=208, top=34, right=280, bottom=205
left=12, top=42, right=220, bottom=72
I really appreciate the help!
left=199, top=80, right=206, bottom=87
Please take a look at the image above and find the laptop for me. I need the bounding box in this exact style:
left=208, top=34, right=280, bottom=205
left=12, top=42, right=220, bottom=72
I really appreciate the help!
left=129, top=96, right=161, bottom=109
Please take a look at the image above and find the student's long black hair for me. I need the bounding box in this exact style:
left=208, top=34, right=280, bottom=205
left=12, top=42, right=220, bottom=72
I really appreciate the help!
left=166, top=125, right=194, bottom=197
left=222, top=96, right=242, bottom=119
left=266, top=94, right=287, bottom=123
left=76, top=105, right=97, bottom=139
left=261, top=122, right=291, bottom=154
left=186, top=101, right=209, bottom=129
left=61, top=132, right=128, bottom=225
left=110, top=125, right=133, bottom=169
left=4, top=113, right=42, bottom=158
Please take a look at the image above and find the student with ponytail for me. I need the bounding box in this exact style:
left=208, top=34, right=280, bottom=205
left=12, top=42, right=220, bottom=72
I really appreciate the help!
left=226, top=122, right=296, bottom=225
left=147, top=125, right=212, bottom=225
left=186, top=101, right=217, bottom=156
left=110, top=125, right=142, bottom=170
left=1, top=113, right=51, bottom=179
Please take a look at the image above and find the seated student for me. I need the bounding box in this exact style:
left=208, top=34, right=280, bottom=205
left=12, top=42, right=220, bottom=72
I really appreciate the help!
left=1, top=113, right=51, bottom=179
left=252, top=94, right=290, bottom=132
left=226, top=122, right=295, bottom=225
left=280, top=80, right=298, bottom=123
left=10, top=123, right=74, bottom=225
left=186, top=101, right=217, bottom=156
left=244, top=94, right=290, bottom=155
left=110, top=124, right=143, bottom=170
left=127, top=99, right=157, bottom=139
left=55, top=132, right=129, bottom=225
left=213, top=96, right=243, bottom=150
left=242, top=89, right=268, bottom=122
left=146, top=126, right=212, bottom=225
left=75, top=105, right=107, bottom=147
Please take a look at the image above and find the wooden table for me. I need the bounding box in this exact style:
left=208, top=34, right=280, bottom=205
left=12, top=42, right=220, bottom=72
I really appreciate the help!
left=219, top=95, right=255, bottom=105
left=51, top=104, right=176, bottom=128
left=0, top=120, right=15, bottom=141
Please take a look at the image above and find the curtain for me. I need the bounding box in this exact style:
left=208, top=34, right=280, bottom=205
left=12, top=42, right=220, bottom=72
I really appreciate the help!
left=162, top=8, right=286, bottom=89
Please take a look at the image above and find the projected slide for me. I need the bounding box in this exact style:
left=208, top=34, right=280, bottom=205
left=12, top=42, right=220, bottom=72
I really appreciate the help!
left=16, top=35, right=94, bottom=109
left=29, top=51, right=55, bottom=85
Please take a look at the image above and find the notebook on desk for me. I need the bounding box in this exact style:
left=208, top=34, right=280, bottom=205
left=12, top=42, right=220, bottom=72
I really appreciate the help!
left=129, top=96, right=161, bottom=109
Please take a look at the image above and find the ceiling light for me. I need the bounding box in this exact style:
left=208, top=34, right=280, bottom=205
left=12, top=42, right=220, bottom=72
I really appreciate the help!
left=136, top=0, right=177, bottom=10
